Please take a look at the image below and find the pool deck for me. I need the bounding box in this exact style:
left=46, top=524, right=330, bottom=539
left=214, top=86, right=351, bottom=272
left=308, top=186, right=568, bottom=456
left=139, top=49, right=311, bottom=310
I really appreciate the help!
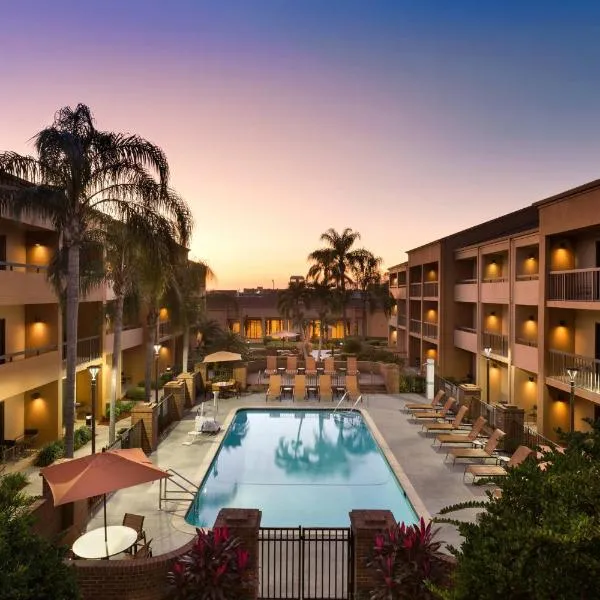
left=82, top=392, right=488, bottom=554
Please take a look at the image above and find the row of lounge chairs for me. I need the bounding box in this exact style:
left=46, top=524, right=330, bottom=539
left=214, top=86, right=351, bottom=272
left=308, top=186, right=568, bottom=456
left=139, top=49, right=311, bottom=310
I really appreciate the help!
left=406, top=390, right=534, bottom=484
left=265, top=374, right=360, bottom=402
left=265, top=356, right=359, bottom=376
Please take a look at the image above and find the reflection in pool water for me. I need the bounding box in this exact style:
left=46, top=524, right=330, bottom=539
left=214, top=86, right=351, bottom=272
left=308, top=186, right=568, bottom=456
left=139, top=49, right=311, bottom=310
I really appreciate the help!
left=185, top=409, right=417, bottom=527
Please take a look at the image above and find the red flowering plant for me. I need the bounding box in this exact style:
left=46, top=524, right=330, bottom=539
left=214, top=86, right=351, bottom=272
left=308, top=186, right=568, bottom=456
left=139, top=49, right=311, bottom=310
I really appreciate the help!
left=167, top=527, right=252, bottom=600
left=364, top=517, right=448, bottom=600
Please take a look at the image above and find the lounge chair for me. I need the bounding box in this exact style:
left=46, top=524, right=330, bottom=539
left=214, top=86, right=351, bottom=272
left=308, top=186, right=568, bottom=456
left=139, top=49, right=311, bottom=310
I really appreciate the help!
left=266, top=375, right=282, bottom=401
left=305, top=356, right=317, bottom=375
left=404, top=389, right=445, bottom=413
left=324, top=357, right=335, bottom=375
left=411, top=397, right=456, bottom=422
left=318, top=374, right=333, bottom=401
left=293, top=374, right=306, bottom=401
left=464, top=446, right=534, bottom=484
left=346, top=357, right=358, bottom=375
left=286, top=355, right=298, bottom=374
left=265, top=355, right=277, bottom=376
left=433, top=416, right=487, bottom=448
left=446, top=428, right=505, bottom=465
left=422, top=405, right=469, bottom=434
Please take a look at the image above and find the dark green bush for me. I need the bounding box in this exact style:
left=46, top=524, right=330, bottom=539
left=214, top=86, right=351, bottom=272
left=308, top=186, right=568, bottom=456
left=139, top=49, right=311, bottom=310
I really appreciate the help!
left=398, top=374, right=426, bottom=393
left=105, top=400, right=136, bottom=419
left=34, top=441, right=64, bottom=467
left=343, top=337, right=363, bottom=355
left=125, top=386, right=147, bottom=400
left=73, top=426, right=92, bottom=450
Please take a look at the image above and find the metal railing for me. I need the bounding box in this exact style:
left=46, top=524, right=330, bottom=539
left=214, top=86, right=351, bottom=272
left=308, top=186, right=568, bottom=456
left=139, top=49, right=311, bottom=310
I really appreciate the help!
left=548, top=268, right=600, bottom=302
left=0, top=343, right=58, bottom=364
left=456, top=278, right=477, bottom=284
left=0, top=260, right=49, bottom=273
left=422, top=281, right=439, bottom=297
left=422, top=322, right=438, bottom=339
left=482, top=277, right=508, bottom=283
left=397, top=314, right=406, bottom=328
left=515, top=337, right=538, bottom=348
left=157, top=393, right=177, bottom=438
left=409, top=319, right=421, bottom=334
left=158, top=320, right=172, bottom=338
left=516, top=273, right=539, bottom=281
left=104, top=419, right=145, bottom=452
left=481, top=331, right=508, bottom=357
left=409, top=282, right=422, bottom=297
left=456, top=325, right=476, bottom=334
left=547, top=349, right=600, bottom=394
left=62, top=336, right=101, bottom=365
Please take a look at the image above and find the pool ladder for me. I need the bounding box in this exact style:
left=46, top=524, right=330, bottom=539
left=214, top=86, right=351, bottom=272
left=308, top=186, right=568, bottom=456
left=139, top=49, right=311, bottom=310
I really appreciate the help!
left=159, top=468, right=198, bottom=510
left=333, top=393, right=363, bottom=413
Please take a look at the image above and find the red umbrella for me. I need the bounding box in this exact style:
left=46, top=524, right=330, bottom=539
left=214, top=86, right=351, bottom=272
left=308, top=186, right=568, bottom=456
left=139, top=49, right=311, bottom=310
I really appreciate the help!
left=41, top=448, right=169, bottom=543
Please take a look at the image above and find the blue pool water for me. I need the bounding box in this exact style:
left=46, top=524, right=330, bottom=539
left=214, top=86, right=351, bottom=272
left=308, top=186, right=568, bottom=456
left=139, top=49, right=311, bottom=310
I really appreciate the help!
left=185, top=409, right=418, bottom=527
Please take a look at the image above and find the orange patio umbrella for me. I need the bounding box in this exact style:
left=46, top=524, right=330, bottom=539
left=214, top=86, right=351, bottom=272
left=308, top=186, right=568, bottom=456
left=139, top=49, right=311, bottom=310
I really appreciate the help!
left=41, top=448, right=170, bottom=542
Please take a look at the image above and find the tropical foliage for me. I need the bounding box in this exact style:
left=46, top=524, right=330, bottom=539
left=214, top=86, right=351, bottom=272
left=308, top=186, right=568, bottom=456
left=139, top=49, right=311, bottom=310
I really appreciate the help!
left=167, top=527, right=252, bottom=600
left=432, top=420, right=600, bottom=600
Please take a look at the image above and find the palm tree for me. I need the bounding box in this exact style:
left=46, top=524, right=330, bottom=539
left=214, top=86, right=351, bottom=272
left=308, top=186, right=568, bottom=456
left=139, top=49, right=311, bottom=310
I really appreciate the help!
left=351, top=250, right=384, bottom=338
left=277, top=280, right=310, bottom=342
left=307, top=228, right=363, bottom=335
left=0, top=104, right=188, bottom=457
left=307, top=281, right=339, bottom=359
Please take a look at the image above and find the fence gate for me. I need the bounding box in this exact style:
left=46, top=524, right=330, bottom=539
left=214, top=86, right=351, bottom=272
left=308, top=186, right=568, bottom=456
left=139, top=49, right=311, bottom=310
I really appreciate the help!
left=258, top=527, right=354, bottom=600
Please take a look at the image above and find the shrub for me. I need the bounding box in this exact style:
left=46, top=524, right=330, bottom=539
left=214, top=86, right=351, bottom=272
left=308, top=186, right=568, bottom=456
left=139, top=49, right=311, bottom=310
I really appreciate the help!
left=105, top=400, right=137, bottom=419
left=73, top=426, right=92, bottom=450
left=343, top=337, right=363, bottom=355
left=167, top=527, right=252, bottom=600
left=398, top=374, right=426, bottom=393
left=365, top=517, right=448, bottom=599
left=125, top=386, right=147, bottom=400
left=34, top=441, right=65, bottom=467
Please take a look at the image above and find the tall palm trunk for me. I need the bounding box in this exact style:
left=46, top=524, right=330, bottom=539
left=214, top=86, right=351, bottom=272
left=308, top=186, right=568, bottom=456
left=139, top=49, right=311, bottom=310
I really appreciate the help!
left=64, top=243, right=80, bottom=458
left=145, top=309, right=158, bottom=401
left=109, top=292, right=124, bottom=444
left=182, top=326, right=190, bottom=373
left=362, top=296, right=368, bottom=339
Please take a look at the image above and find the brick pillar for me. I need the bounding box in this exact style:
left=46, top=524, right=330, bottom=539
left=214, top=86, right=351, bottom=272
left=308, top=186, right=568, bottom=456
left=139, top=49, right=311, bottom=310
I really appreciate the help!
left=163, top=380, right=186, bottom=419
left=214, top=508, right=262, bottom=600
left=177, top=372, right=196, bottom=407
left=131, top=403, right=157, bottom=453
left=349, top=509, right=396, bottom=598
left=458, top=384, right=482, bottom=418
left=494, top=403, right=525, bottom=453
left=233, top=366, right=247, bottom=391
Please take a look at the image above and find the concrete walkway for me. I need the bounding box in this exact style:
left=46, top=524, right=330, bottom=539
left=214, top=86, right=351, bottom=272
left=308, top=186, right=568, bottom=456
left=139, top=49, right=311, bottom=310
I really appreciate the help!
left=82, top=392, right=488, bottom=555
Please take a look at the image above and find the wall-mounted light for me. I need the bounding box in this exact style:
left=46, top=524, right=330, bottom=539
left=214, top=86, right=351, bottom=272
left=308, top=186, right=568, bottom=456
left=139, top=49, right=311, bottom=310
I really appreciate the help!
left=559, top=241, right=566, bottom=249
left=30, top=392, right=41, bottom=400
left=33, top=316, right=43, bottom=324
left=490, top=311, right=496, bottom=317
left=528, top=254, right=535, bottom=260
left=528, top=376, right=535, bottom=383
left=559, top=320, right=566, bottom=327
left=528, top=315, right=535, bottom=321
left=492, top=362, right=498, bottom=369
left=34, top=243, right=41, bottom=247
left=554, top=394, right=567, bottom=402
left=491, top=259, right=497, bottom=265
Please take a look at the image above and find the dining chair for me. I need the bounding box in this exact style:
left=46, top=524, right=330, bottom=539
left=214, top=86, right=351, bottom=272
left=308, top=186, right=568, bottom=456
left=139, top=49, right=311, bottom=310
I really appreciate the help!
left=122, top=513, right=147, bottom=553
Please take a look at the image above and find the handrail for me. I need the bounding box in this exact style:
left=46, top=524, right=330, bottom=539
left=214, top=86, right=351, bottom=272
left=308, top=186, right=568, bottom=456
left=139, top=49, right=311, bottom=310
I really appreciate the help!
left=549, top=267, right=600, bottom=275
left=333, top=392, right=349, bottom=412
left=482, top=277, right=508, bottom=283
left=159, top=467, right=198, bottom=510
left=0, top=343, right=58, bottom=362
left=456, top=278, right=477, bottom=284
left=0, top=260, right=48, bottom=272
left=456, top=326, right=476, bottom=334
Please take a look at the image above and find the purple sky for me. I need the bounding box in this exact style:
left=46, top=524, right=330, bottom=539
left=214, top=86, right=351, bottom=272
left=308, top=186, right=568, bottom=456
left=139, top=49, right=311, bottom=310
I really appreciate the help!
left=3, top=1, right=600, bottom=288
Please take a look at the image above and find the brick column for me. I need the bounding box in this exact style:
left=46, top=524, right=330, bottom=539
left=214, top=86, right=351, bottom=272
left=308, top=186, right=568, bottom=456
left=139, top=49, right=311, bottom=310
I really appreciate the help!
left=214, top=508, right=262, bottom=600
left=163, top=380, right=185, bottom=419
left=177, top=372, right=196, bottom=407
left=494, top=403, right=525, bottom=453
left=131, top=403, right=156, bottom=453
left=233, top=366, right=247, bottom=391
left=349, top=509, right=396, bottom=598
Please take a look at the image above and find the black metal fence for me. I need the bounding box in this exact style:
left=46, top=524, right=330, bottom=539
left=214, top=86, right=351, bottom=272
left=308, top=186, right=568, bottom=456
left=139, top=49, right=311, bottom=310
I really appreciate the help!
left=104, top=419, right=145, bottom=452
left=259, top=527, right=354, bottom=599
left=157, top=393, right=177, bottom=438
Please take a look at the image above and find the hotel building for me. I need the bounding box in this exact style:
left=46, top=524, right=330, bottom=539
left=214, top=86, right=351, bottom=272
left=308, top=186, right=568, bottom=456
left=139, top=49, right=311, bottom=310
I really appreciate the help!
left=388, top=179, right=600, bottom=439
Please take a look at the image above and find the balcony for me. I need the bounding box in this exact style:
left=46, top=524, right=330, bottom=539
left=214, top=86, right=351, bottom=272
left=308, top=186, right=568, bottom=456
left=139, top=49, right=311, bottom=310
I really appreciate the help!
left=454, top=327, right=477, bottom=353
left=0, top=348, right=61, bottom=398
left=422, top=322, right=438, bottom=340
left=104, top=325, right=144, bottom=352
left=547, top=349, right=600, bottom=396
left=390, top=284, right=407, bottom=300
left=514, top=276, right=539, bottom=306
left=548, top=268, right=600, bottom=305
left=482, top=331, right=508, bottom=357
left=158, top=320, right=172, bottom=339
left=409, top=319, right=421, bottom=335
left=513, top=339, right=538, bottom=373
left=454, top=279, right=478, bottom=303
left=397, top=315, right=407, bottom=328
left=0, top=261, right=56, bottom=305
left=481, top=278, right=509, bottom=304
left=62, top=336, right=101, bottom=366
left=409, top=283, right=422, bottom=298
left=422, top=282, right=438, bottom=298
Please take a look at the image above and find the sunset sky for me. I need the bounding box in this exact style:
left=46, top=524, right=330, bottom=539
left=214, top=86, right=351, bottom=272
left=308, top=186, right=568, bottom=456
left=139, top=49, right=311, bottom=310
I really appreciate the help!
left=3, top=1, right=600, bottom=289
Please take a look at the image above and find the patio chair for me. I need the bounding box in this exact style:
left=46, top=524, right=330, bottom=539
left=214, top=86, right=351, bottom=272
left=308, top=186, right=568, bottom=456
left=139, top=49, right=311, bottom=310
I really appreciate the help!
left=433, top=416, right=487, bottom=448
left=346, top=356, right=358, bottom=376
left=286, top=355, right=298, bottom=374
left=422, top=405, right=469, bottom=434
left=318, top=374, right=333, bottom=401
left=324, top=357, right=335, bottom=375
left=306, top=375, right=319, bottom=400
left=266, top=375, right=282, bottom=402
left=464, top=446, right=534, bottom=484
left=446, top=428, right=505, bottom=464
left=294, top=374, right=306, bottom=401
left=133, top=539, right=153, bottom=559
left=265, top=355, right=277, bottom=376
left=122, top=513, right=147, bottom=553
left=411, top=397, right=456, bottom=422
left=404, top=389, right=445, bottom=413
left=305, top=356, right=317, bottom=375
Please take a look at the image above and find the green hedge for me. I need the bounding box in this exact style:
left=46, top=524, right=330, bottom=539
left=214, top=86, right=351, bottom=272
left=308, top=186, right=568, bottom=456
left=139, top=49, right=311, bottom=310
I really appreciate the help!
left=124, top=386, right=147, bottom=400
left=34, top=426, right=93, bottom=467
left=105, top=400, right=136, bottom=419
left=398, top=374, right=426, bottom=393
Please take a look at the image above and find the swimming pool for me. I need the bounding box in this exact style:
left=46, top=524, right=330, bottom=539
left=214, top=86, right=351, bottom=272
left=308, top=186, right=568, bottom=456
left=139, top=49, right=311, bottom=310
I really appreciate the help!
left=185, top=409, right=418, bottom=527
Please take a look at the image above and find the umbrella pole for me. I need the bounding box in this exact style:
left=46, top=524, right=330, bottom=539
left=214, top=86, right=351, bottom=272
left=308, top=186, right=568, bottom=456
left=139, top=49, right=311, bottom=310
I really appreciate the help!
left=103, top=494, right=108, bottom=543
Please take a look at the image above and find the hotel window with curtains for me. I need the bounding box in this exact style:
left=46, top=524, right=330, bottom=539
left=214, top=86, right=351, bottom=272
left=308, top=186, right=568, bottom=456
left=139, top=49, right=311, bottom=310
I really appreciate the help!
left=244, top=319, right=263, bottom=339
left=266, top=319, right=284, bottom=335
left=228, top=320, right=240, bottom=334
left=329, top=321, right=345, bottom=339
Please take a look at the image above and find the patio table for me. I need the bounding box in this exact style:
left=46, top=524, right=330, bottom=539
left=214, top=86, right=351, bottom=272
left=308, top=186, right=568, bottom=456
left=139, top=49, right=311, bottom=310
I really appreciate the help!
left=72, top=525, right=138, bottom=559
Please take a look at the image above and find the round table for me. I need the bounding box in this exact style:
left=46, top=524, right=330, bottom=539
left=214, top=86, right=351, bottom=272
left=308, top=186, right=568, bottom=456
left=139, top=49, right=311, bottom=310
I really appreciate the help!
left=72, top=525, right=138, bottom=559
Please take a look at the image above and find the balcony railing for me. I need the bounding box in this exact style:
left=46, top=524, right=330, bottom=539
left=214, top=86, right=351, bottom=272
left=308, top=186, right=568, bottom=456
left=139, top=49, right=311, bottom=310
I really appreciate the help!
left=547, top=349, right=600, bottom=394
left=515, top=337, right=538, bottom=348
left=456, top=278, right=477, bottom=284
left=548, top=268, right=600, bottom=302
left=409, top=319, right=421, bottom=334
left=422, top=322, right=438, bottom=339
left=482, top=331, right=508, bottom=357
left=409, top=283, right=422, bottom=297
left=0, top=343, right=58, bottom=365
left=397, top=315, right=407, bottom=328
left=0, top=260, right=49, bottom=273
left=62, top=336, right=101, bottom=366
left=422, top=281, right=438, bottom=297
left=482, top=276, right=508, bottom=283
left=456, top=325, right=476, bottom=334
left=158, top=320, right=172, bottom=338
left=516, top=273, right=539, bottom=281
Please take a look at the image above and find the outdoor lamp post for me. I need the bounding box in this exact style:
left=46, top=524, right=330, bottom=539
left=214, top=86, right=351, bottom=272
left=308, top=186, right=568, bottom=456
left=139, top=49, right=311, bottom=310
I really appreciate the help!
left=87, top=364, right=101, bottom=454
left=567, top=367, right=578, bottom=432
left=483, top=347, right=492, bottom=404
left=153, top=344, right=161, bottom=404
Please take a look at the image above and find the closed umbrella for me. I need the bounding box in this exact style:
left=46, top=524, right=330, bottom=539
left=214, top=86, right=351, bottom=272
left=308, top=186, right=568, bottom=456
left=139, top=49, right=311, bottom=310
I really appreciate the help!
left=41, top=448, right=169, bottom=545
